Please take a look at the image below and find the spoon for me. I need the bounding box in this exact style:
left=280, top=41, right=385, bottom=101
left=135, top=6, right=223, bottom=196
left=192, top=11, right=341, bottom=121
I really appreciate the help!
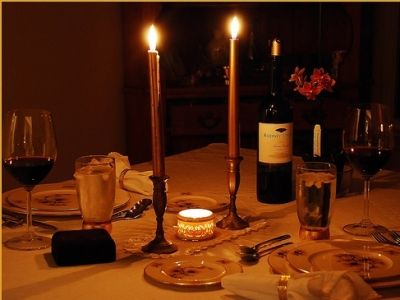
left=112, top=198, right=152, bottom=221
left=240, top=242, right=293, bottom=264
left=239, top=234, right=291, bottom=255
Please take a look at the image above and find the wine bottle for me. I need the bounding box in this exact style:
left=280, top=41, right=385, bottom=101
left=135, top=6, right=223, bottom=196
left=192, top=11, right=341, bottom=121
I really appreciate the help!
left=257, top=38, right=293, bottom=204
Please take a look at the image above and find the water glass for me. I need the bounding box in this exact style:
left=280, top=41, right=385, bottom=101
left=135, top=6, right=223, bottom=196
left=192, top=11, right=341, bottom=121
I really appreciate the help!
left=74, top=155, right=116, bottom=233
left=296, top=162, right=336, bottom=240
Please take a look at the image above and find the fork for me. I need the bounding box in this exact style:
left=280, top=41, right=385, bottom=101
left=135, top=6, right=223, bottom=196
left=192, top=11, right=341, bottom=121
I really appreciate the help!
left=390, top=231, right=400, bottom=244
left=112, top=198, right=152, bottom=221
left=371, top=231, right=399, bottom=246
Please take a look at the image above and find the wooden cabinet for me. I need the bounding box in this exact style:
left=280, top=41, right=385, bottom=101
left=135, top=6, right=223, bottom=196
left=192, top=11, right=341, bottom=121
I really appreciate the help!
left=165, top=85, right=265, bottom=154
left=121, top=3, right=363, bottom=162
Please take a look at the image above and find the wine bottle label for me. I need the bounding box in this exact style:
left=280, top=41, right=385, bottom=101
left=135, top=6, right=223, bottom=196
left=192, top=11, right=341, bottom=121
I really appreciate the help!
left=258, top=122, right=293, bottom=163
left=313, top=124, right=321, bottom=157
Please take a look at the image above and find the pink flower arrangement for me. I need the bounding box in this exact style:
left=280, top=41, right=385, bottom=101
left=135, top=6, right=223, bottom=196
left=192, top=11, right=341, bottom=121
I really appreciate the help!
left=289, top=67, right=336, bottom=100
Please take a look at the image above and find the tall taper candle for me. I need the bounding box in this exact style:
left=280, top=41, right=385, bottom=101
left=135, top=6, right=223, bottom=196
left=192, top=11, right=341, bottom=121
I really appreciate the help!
left=148, top=25, right=164, bottom=177
left=228, top=16, right=240, bottom=158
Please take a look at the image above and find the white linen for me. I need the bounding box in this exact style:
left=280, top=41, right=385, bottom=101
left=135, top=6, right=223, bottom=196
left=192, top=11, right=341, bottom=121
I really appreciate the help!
left=221, top=271, right=381, bottom=300
left=3, top=144, right=400, bottom=300
left=108, top=152, right=153, bottom=195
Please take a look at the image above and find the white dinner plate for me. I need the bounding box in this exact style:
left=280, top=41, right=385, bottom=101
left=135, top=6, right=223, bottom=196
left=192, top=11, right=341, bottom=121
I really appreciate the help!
left=3, top=181, right=130, bottom=216
left=268, top=241, right=400, bottom=289
left=268, top=242, right=301, bottom=275
left=144, top=255, right=242, bottom=287
left=286, top=240, right=400, bottom=280
left=166, top=192, right=229, bottom=213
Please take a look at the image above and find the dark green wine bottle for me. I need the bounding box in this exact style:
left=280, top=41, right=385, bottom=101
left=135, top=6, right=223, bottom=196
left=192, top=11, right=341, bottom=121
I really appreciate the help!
left=257, top=38, right=293, bottom=204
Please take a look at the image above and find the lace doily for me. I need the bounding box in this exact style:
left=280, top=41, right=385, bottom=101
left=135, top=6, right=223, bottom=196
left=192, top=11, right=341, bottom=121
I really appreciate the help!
left=120, top=218, right=270, bottom=259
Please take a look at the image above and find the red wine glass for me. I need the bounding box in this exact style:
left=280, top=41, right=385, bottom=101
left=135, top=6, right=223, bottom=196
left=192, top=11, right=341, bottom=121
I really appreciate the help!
left=342, top=103, right=394, bottom=236
left=3, top=109, right=57, bottom=250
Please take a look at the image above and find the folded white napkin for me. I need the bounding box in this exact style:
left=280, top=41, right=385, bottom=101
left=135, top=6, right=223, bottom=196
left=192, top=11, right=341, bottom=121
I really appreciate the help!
left=221, top=271, right=381, bottom=300
left=108, top=152, right=153, bottom=196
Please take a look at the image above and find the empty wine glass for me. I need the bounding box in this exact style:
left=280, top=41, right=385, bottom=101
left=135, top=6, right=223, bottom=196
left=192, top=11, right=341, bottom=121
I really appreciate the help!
left=342, top=102, right=394, bottom=236
left=3, top=109, right=57, bottom=250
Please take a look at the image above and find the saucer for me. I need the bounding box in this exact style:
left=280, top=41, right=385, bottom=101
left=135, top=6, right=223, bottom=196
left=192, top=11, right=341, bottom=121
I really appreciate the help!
left=144, top=255, right=242, bottom=287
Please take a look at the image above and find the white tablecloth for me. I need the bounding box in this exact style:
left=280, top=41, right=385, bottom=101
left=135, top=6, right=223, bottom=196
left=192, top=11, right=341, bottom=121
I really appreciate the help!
left=3, top=144, right=400, bottom=299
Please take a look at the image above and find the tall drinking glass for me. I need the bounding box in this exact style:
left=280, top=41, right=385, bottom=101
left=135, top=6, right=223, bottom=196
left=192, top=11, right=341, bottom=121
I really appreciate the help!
left=296, top=162, right=336, bottom=240
left=74, top=155, right=116, bottom=233
left=3, top=109, right=57, bottom=250
left=343, top=103, right=394, bottom=236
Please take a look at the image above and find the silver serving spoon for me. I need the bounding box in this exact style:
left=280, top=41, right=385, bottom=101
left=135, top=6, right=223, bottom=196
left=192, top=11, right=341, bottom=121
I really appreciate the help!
left=239, top=234, right=291, bottom=255
left=112, top=198, right=152, bottom=221
left=240, top=242, right=293, bottom=264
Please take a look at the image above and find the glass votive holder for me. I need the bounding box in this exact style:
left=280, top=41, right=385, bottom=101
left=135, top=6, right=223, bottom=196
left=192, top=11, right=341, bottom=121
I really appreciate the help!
left=177, top=209, right=215, bottom=241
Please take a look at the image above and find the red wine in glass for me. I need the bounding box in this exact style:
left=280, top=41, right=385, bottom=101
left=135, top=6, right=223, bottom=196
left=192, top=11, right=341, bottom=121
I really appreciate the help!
left=345, top=146, right=392, bottom=177
left=342, top=103, right=394, bottom=236
left=3, top=157, right=54, bottom=187
left=3, top=109, right=57, bottom=250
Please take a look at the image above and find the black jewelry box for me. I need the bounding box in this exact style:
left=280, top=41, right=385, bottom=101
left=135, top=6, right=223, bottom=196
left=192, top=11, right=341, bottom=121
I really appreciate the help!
left=51, top=229, right=116, bottom=266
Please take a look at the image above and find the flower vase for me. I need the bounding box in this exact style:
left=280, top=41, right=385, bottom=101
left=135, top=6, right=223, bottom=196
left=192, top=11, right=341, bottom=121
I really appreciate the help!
left=288, top=66, right=350, bottom=194
left=300, top=99, right=326, bottom=162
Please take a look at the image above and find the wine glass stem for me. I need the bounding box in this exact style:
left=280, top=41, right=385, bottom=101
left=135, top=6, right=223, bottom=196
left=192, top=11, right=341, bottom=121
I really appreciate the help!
left=26, top=187, right=34, bottom=236
left=361, top=177, right=372, bottom=226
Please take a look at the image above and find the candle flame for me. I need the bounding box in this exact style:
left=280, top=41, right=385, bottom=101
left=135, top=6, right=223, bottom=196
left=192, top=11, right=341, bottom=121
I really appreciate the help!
left=230, top=16, right=240, bottom=39
left=148, top=24, right=157, bottom=51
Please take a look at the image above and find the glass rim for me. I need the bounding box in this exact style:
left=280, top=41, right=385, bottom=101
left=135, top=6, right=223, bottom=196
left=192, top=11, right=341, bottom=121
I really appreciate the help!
left=352, top=101, right=387, bottom=107
left=75, top=155, right=115, bottom=165
left=6, top=108, right=52, bottom=114
left=297, top=161, right=336, bottom=171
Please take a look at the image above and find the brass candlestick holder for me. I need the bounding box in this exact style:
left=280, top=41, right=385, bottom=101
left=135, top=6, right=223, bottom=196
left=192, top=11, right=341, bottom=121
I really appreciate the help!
left=216, top=156, right=249, bottom=230
left=142, top=175, right=177, bottom=254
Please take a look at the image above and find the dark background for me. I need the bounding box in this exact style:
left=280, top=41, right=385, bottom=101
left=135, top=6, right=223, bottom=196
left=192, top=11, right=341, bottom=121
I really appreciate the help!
left=3, top=2, right=400, bottom=191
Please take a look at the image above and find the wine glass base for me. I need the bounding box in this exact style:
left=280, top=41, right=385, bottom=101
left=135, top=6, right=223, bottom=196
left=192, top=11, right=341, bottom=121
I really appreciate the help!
left=4, top=232, right=51, bottom=251
left=343, top=222, right=382, bottom=236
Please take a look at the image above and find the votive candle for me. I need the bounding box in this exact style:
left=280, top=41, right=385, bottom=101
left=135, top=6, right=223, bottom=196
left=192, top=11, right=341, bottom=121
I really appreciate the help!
left=177, top=209, right=215, bottom=241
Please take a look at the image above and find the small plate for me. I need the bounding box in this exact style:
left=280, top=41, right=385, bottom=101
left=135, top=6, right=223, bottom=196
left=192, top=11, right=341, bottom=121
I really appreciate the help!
left=144, top=255, right=242, bottom=287
left=3, top=181, right=130, bottom=216
left=166, top=192, right=229, bottom=213
left=268, top=241, right=400, bottom=289
left=285, top=240, right=400, bottom=281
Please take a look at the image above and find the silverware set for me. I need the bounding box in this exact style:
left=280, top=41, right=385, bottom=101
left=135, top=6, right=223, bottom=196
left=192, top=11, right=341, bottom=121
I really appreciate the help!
left=2, top=213, right=58, bottom=231
left=111, top=198, right=152, bottom=222
left=238, top=234, right=292, bottom=264
left=3, top=198, right=153, bottom=232
left=2, top=213, right=24, bottom=228
left=371, top=228, right=400, bottom=246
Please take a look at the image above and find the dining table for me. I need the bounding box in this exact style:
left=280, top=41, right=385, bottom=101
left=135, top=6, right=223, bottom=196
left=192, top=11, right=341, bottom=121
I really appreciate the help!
left=3, top=143, right=400, bottom=300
